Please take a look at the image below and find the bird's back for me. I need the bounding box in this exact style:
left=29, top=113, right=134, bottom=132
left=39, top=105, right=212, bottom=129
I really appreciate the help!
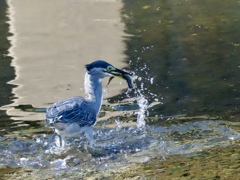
left=46, top=96, right=97, bottom=127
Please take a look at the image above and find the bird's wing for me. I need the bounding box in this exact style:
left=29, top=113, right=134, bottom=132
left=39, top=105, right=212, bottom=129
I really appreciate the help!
left=45, top=96, right=97, bottom=127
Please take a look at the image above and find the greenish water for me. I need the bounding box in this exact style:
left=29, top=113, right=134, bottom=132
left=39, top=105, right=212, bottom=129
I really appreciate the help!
left=0, top=0, right=240, bottom=179
left=0, top=0, right=16, bottom=137
left=123, top=0, right=240, bottom=117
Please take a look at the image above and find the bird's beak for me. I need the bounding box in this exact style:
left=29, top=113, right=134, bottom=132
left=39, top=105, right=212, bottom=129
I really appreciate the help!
left=107, top=68, right=134, bottom=89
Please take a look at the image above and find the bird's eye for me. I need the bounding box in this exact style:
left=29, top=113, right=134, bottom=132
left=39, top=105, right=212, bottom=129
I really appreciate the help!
left=107, top=66, right=115, bottom=71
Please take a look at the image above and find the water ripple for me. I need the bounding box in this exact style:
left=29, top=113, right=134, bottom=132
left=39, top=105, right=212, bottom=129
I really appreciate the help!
left=0, top=120, right=239, bottom=179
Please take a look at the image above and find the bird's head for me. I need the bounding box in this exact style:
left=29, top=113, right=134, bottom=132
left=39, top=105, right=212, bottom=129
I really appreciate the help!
left=85, top=60, right=134, bottom=88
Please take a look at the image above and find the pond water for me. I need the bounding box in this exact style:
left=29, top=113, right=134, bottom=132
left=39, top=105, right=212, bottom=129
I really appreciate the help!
left=1, top=0, right=240, bottom=179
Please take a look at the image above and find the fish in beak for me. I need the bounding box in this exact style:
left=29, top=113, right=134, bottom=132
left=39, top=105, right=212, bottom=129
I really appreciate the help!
left=108, top=68, right=134, bottom=89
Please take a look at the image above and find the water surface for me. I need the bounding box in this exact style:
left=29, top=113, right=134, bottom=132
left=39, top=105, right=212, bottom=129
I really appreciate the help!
left=1, top=0, right=240, bottom=179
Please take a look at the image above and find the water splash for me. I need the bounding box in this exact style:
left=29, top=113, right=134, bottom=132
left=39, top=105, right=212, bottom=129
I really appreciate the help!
left=131, top=76, right=149, bottom=128
left=115, top=117, right=122, bottom=129
left=128, top=71, right=160, bottom=129
left=135, top=95, right=147, bottom=128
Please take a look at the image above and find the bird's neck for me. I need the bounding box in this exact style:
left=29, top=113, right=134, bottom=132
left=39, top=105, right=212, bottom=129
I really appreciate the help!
left=84, top=72, right=103, bottom=114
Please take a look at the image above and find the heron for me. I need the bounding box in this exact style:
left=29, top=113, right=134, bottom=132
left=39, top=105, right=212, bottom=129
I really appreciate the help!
left=45, top=60, right=133, bottom=147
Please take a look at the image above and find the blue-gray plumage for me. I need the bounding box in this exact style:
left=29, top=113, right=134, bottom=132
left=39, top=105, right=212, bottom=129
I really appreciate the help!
left=46, top=96, right=97, bottom=127
left=45, top=60, right=133, bottom=147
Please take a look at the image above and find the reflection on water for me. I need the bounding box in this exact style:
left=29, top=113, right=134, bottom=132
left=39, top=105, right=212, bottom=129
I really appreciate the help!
left=1, top=0, right=240, bottom=179
left=0, top=0, right=16, bottom=137
left=4, top=0, right=128, bottom=120
left=0, top=1, right=15, bottom=108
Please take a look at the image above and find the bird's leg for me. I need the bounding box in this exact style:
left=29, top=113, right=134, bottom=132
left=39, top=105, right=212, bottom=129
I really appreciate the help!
left=55, top=134, right=67, bottom=148
left=61, top=136, right=67, bottom=147
left=54, top=134, right=61, bottom=147
left=84, top=126, right=95, bottom=147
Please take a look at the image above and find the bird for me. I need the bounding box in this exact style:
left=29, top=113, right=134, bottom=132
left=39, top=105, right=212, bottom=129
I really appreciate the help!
left=45, top=60, right=133, bottom=147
